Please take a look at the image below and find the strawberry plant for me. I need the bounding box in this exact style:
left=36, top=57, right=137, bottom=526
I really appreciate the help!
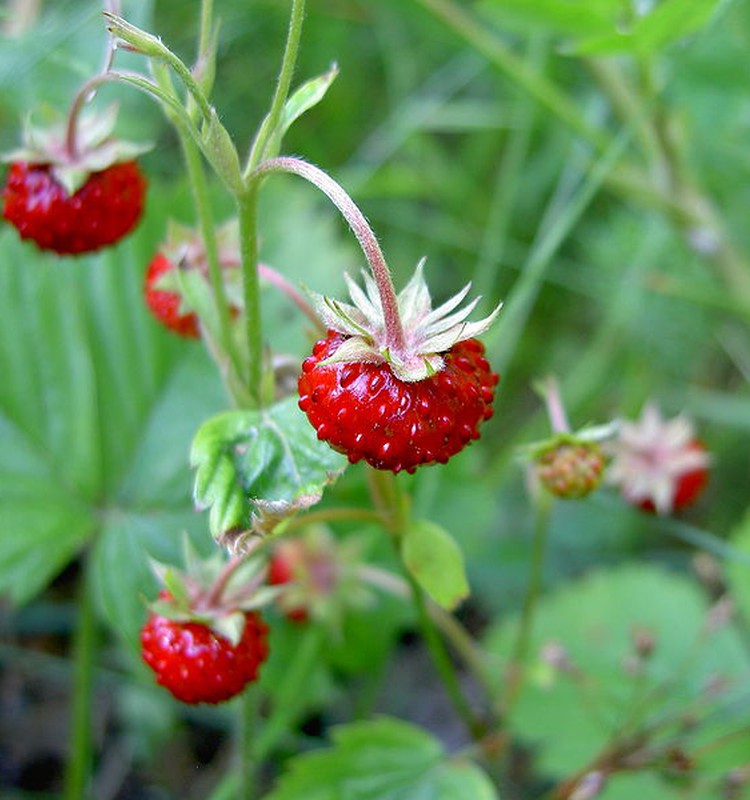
left=2, top=1, right=750, bottom=800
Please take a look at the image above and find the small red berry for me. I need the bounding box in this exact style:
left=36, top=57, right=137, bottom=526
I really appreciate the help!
left=606, top=405, right=711, bottom=515
left=268, top=552, right=310, bottom=623
left=3, top=160, right=146, bottom=255
left=140, top=604, right=269, bottom=705
left=638, top=440, right=709, bottom=514
left=144, top=253, right=201, bottom=338
left=298, top=331, right=498, bottom=473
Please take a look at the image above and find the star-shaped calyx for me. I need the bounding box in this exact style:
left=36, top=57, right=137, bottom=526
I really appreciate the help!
left=605, top=404, right=711, bottom=515
left=4, top=104, right=150, bottom=195
left=310, top=258, right=502, bottom=382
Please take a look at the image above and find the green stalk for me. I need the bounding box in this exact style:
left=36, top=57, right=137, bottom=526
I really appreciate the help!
left=502, top=492, right=552, bottom=714
left=237, top=685, right=260, bottom=800
left=63, top=556, right=97, bottom=800
left=246, top=0, right=307, bottom=171
left=371, top=470, right=486, bottom=738
left=179, top=130, right=247, bottom=400
left=236, top=185, right=265, bottom=406
left=252, top=627, right=323, bottom=761
left=404, top=567, right=486, bottom=738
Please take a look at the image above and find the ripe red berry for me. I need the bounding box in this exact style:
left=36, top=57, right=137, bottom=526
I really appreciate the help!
left=3, top=160, right=146, bottom=255
left=140, top=605, right=269, bottom=705
left=144, top=253, right=201, bottom=338
left=638, top=440, right=709, bottom=514
left=606, top=405, right=711, bottom=515
left=298, top=331, right=498, bottom=474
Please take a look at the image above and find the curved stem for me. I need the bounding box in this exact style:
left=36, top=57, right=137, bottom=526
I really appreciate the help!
left=249, top=156, right=407, bottom=353
left=63, top=555, right=97, bottom=800
left=246, top=0, right=307, bottom=169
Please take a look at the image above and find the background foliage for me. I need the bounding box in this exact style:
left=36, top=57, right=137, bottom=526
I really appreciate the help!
left=1, top=0, right=750, bottom=798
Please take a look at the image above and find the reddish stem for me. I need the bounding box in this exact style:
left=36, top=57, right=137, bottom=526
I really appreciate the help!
left=250, top=157, right=407, bottom=354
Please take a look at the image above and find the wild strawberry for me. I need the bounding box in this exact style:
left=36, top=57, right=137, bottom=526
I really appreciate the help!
left=140, top=601, right=269, bottom=705
left=605, top=404, right=711, bottom=515
left=535, top=440, right=605, bottom=499
left=298, top=261, right=501, bottom=473
left=143, top=220, right=245, bottom=338
left=144, top=252, right=201, bottom=338
left=2, top=106, right=148, bottom=255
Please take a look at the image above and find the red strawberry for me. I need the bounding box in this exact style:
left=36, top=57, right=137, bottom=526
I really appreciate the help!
left=638, top=440, right=709, bottom=514
left=605, top=405, right=711, bottom=515
left=140, top=601, right=269, bottom=705
left=144, top=252, right=201, bottom=338
left=3, top=160, right=145, bottom=255
left=299, top=330, right=498, bottom=473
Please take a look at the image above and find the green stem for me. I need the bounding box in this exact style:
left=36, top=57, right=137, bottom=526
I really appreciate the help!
left=403, top=568, right=486, bottom=738
left=502, top=492, right=552, bottom=714
left=370, top=470, right=485, bottom=738
left=249, top=157, right=407, bottom=353
left=198, top=0, right=214, bottom=56
left=63, top=557, right=97, bottom=800
left=237, top=185, right=265, bottom=406
left=246, top=0, right=307, bottom=171
left=178, top=130, right=247, bottom=401
left=237, top=685, right=260, bottom=800
left=252, top=626, right=322, bottom=760
left=282, top=506, right=382, bottom=534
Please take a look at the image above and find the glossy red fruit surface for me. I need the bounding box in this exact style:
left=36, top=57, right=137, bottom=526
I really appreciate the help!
left=2, top=160, right=146, bottom=255
left=638, top=440, right=709, bottom=514
left=298, top=331, right=499, bottom=473
left=144, top=253, right=201, bottom=338
left=140, top=607, right=269, bottom=705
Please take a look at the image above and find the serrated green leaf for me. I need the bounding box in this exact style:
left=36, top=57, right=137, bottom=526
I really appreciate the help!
left=0, top=183, right=223, bottom=616
left=484, top=564, right=750, bottom=778
left=402, top=520, right=469, bottom=610
left=267, top=716, right=500, bottom=800
left=190, top=397, right=347, bottom=544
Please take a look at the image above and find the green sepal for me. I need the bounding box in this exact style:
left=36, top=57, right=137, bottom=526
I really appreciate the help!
left=402, top=520, right=470, bottom=611
left=200, top=108, right=243, bottom=193
left=261, top=63, right=340, bottom=161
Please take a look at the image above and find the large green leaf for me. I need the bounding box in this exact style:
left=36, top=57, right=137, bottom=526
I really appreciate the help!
left=485, top=564, right=750, bottom=784
left=191, top=397, right=347, bottom=544
left=0, top=199, right=224, bottom=614
left=266, top=716, right=499, bottom=800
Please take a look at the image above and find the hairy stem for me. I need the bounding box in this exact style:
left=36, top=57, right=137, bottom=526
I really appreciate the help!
left=249, top=157, right=407, bottom=353
left=237, top=185, right=265, bottom=406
